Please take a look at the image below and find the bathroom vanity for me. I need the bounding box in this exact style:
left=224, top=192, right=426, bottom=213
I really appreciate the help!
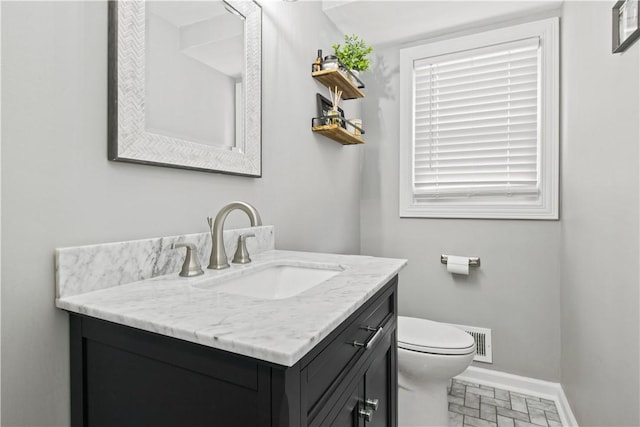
left=55, top=226, right=406, bottom=427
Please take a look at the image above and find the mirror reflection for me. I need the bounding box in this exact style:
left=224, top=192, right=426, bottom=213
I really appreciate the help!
left=145, top=1, right=245, bottom=151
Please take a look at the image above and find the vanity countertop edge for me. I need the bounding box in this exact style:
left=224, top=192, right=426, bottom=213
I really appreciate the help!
left=56, top=248, right=407, bottom=367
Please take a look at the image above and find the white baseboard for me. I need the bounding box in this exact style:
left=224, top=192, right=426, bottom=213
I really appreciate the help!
left=455, top=366, right=578, bottom=427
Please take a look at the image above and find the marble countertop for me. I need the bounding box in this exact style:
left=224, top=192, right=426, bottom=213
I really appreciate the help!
left=56, top=249, right=406, bottom=366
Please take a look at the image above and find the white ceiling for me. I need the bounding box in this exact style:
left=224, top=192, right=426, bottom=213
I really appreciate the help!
left=322, top=0, right=563, bottom=46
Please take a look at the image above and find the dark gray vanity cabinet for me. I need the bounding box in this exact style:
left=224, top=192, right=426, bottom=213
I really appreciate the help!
left=318, top=332, right=395, bottom=427
left=68, top=276, right=397, bottom=427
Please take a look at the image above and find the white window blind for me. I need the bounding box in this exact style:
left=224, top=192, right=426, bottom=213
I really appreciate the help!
left=412, top=37, right=541, bottom=199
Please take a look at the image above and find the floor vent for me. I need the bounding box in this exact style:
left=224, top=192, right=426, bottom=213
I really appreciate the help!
left=449, top=324, right=492, bottom=363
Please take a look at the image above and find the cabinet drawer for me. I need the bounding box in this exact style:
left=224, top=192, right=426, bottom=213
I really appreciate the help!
left=304, top=284, right=395, bottom=420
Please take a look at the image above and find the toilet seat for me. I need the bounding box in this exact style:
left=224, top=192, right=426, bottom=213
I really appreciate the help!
left=398, top=316, right=476, bottom=356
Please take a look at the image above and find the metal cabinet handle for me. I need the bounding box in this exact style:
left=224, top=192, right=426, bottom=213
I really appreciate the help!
left=358, top=407, right=373, bottom=422
left=365, top=398, right=379, bottom=411
left=352, top=326, right=383, bottom=350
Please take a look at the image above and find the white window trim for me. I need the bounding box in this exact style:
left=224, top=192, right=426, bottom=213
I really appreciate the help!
left=399, top=17, right=559, bottom=220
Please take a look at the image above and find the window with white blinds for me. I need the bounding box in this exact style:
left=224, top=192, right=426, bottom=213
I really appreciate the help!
left=413, top=38, right=540, bottom=199
left=399, top=18, right=559, bottom=219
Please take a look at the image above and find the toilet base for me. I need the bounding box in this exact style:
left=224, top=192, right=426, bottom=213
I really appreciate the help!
left=398, top=377, right=449, bottom=427
left=396, top=317, right=476, bottom=426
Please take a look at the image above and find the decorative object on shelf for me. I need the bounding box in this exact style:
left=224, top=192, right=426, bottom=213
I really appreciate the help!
left=327, top=109, right=341, bottom=125
left=316, top=93, right=346, bottom=128
left=322, top=55, right=340, bottom=70
left=312, top=49, right=323, bottom=72
left=332, top=34, right=373, bottom=84
left=328, top=86, right=344, bottom=125
left=329, top=85, right=343, bottom=116
left=349, top=70, right=361, bottom=86
left=613, top=0, right=640, bottom=52
left=349, top=118, right=363, bottom=136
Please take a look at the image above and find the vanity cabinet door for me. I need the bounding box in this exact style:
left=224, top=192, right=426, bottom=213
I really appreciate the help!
left=70, top=315, right=272, bottom=427
left=302, top=279, right=396, bottom=426
left=320, top=325, right=397, bottom=427
left=362, top=329, right=397, bottom=427
left=324, top=378, right=365, bottom=427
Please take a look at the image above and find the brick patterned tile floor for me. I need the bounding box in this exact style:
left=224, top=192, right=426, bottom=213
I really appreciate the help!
left=448, top=379, right=562, bottom=427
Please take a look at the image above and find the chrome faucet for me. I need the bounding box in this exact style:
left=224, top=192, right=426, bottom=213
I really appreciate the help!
left=207, top=201, right=262, bottom=270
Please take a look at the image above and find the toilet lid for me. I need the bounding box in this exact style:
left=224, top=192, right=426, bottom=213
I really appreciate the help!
left=398, top=316, right=476, bottom=355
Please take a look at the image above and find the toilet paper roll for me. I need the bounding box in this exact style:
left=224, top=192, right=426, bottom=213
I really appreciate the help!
left=447, top=255, right=470, bottom=275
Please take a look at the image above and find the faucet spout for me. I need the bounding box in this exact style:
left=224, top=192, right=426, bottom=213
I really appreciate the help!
left=207, top=201, right=262, bottom=270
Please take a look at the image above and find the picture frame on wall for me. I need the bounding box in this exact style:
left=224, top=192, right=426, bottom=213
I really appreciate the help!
left=613, top=0, right=640, bottom=53
left=316, top=93, right=346, bottom=128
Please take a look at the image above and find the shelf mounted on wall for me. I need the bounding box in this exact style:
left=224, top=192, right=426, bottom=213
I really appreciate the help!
left=311, top=59, right=367, bottom=145
left=311, top=67, right=365, bottom=100
left=311, top=116, right=365, bottom=145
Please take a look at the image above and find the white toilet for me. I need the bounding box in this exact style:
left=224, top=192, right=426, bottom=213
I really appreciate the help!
left=398, top=316, right=476, bottom=427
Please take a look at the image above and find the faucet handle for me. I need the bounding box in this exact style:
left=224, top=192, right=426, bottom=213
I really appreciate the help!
left=171, top=242, right=204, bottom=277
left=232, top=233, right=255, bottom=264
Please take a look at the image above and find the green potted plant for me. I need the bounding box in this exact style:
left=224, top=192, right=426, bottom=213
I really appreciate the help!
left=332, top=34, right=373, bottom=84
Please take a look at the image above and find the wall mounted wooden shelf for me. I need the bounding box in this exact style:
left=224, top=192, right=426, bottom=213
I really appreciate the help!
left=312, top=69, right=365, bottom=100
left=312, top=124, right=365, bottom=145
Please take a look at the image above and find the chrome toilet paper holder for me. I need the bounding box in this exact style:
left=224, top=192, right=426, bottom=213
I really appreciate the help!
left=440, top=255, right=481, bottom=267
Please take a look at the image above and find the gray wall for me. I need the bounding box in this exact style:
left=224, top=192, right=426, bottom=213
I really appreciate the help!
left=360, top=18, right=562, bottom=382
left=1, top=2, right=360, bottom=425
left=559, top=2, right=639, bottom=426
left=360, top=2, right=640, bottom=425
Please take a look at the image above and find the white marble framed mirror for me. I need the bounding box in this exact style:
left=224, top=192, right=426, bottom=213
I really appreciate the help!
left=108, top=0, right=261, bottom=176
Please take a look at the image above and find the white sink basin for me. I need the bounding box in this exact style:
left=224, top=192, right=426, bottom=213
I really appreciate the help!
left=193, top=262, right=343, bottom=300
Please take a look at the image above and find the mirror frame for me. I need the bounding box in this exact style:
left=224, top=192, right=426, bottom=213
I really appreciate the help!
left=107, top=0, right=262, bottom=177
